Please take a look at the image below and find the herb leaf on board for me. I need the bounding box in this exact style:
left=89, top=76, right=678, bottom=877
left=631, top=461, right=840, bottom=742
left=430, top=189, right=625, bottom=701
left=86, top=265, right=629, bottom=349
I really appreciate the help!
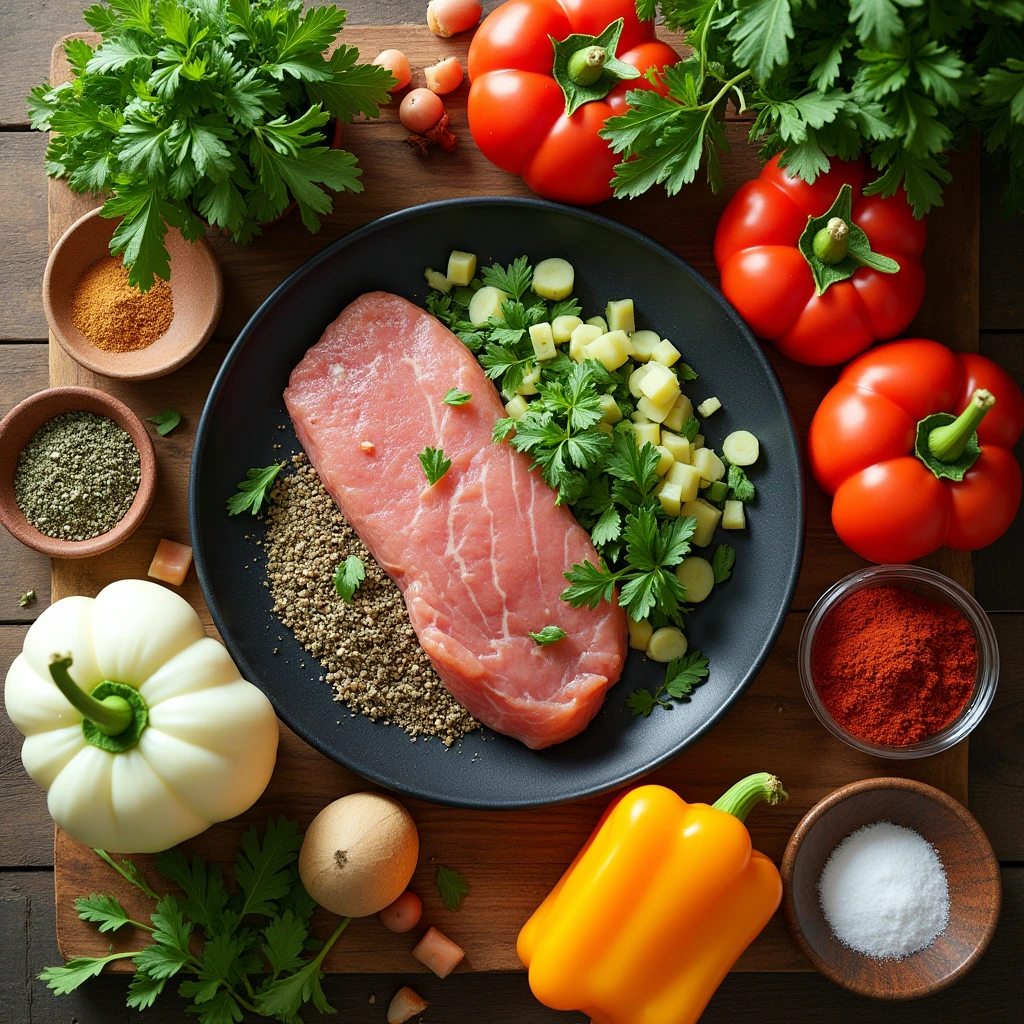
left=436, top=865, right=470, bottom=910
left=146, top=409, right=181, bottom=436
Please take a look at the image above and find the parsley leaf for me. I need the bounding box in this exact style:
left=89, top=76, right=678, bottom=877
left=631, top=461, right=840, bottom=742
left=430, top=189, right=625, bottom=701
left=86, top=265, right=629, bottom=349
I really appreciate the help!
left=679, top=416, right=700, bottom=442
left=712, top=544, right=736, bottom=583
left=529, top=625, right=567, bottom=646
left=234, top=817, right=304, bottom=919
left=562, top=559, right=623, bottom=609
left=492, top=417, right=517, bottom=443
left=663, top=650, right=710, bottom=699
left=481, top=256, right=533, bottom=301
left=627, top=687, right=669, bottom=717
left=443, top=387, right=472, bottom=405
left=39, top=952, right=141, bottom=995
left=226, top=463, right=283, bottom=516
left=94, top=850, right=158, bottom=899
left=419, top=446, right=452, bottom=486
left=436, top=865, right=471, bottom=910
left=333, top=555, right=366, bottom=602
left=146, top=409, right=181, bottom=436
left=74, top=894, right=135, bottom=933
left=728, top=462, right=757, bottom=502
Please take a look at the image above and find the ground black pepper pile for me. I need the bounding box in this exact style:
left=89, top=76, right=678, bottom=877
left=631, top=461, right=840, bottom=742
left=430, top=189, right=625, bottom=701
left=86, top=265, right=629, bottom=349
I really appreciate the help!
left=14, top=411, right=140, bottom=540
left=259, top=454, right=478, bottom=746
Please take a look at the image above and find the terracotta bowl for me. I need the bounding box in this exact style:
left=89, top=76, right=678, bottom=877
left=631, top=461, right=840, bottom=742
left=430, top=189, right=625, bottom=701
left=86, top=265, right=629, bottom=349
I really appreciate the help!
left=782, top=777, right=1001, bottom=1000
left=43, top=207, right=223, bottom=381
left=0, top=386, right=157, bottom=558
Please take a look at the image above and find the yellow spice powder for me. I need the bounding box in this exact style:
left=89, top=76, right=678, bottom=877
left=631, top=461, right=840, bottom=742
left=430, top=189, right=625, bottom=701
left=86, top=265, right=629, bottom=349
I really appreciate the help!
left=70, top=256, right=174, bottom=352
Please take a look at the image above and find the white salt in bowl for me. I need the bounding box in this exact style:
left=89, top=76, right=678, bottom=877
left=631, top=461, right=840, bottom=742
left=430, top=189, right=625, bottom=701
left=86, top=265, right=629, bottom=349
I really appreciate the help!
left=781, top=777, right=1001, bottom=999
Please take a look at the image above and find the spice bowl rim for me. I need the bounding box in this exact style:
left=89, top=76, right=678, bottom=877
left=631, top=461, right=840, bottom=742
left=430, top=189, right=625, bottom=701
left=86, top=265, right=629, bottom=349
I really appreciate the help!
left=797, top=564, right=999, bottom=759
left=42, top=206, right=223, bottom=382
left=0, top=385, right=156, bottom=559
left=781, top=776, right=1002, bottom=1000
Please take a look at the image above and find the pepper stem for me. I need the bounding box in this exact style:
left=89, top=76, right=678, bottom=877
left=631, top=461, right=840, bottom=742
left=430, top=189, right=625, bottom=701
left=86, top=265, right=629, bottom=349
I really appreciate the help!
left=567, top=45, right=607, bottom=86
left=928, top=389, right=995, bottom=463
left=48, top=655, right=133, bottom=737
left=812, top=217, right=849, bottom=264
left=711, top=772, right=788, bottom=823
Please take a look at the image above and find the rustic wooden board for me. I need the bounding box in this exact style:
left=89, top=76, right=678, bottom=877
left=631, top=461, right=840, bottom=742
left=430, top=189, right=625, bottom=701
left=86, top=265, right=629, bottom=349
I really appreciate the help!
left=50, top=28, right=977, bottom=974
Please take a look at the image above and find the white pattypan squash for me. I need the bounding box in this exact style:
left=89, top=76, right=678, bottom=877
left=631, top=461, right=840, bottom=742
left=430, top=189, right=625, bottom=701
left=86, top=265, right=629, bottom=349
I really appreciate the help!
left=3, top=579, right=278, bottom=853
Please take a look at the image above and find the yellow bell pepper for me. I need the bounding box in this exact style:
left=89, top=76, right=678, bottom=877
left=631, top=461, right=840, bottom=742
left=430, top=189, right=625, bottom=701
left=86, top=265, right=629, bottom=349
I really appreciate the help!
left=517, top=773, right=787, bottom=1024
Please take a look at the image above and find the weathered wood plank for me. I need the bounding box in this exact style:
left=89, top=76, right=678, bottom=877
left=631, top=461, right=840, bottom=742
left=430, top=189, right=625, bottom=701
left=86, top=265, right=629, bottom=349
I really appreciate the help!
left=980, top=159, right=1024, bottom=332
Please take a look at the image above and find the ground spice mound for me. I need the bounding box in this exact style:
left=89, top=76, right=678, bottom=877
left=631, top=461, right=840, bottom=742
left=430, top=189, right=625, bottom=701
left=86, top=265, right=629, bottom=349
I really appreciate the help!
left=811, top=585, right=977, bottom=746
left=261, top=455, right=478, bottom=745
left=71, top=256, right=173, bottom=352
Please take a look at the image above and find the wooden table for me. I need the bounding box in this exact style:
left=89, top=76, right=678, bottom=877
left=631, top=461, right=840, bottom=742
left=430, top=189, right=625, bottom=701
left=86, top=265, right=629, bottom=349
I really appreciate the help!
left=1, top=2, right=1021, bottom=1022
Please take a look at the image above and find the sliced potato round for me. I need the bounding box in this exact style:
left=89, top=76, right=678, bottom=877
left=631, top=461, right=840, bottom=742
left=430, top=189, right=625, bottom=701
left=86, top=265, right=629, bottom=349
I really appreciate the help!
left=646, top=626, right=688, bottom=663
left=468, top=285, right=508, bottom=327
left=532, top=258, right=574, bottom=300
left=722, top=430, right=760, bottom=466
left=675, top=556, right=714, bottom=603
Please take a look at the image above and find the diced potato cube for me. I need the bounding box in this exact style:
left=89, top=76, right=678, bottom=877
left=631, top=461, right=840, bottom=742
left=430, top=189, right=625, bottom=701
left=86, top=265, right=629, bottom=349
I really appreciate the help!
left=629, top=330, right=661, bottom=362
left=148, top=539, right=193, bottom=586
left=656, top=478, right=682, bottom=516
left=631, top=409, right=650, bottom=424
left=681, top=498, right=722, bottom=547
left=552, top=314, right=582, bottom=343
left=629, top=364, right=651, bottom=398
left=647, top=626, right=688, bottom=663
left=468, top=285, right=507, bottom=326
left=529, top=322, right=556, bottom=361
left=650, top=338, right=681, bottom=367
left=587, top=315, right=608, bottom=332
left=723, top=499, right=746, bottom=530
left=596, top=421, right=614, bottom=435
left=424, top=267, right=451, bottom=293
left=628, top=615, right=654, bottom=651
left=697, top=396, right=722, bottom=418
left=605, top=299, right=635, bottom=334
left=637, top=394, right=675, bottom=424
left=692, top=447, right=725, bottom=484
left=693, top=433, right=705, bottom=450
left=598, top=394, right=622, bottom=424
left=532, top=257, right=574, bottom=300
left=722, top=429, right=760, bottom=466
left=517, top=366, right=540, bottom=395
left=675, top=556, right=714, bottom=603
left=446, top=250, right=477, bottom=286
left=666, top=461, right=701, bottom=502
left=654, top=445, right=674, bottom=476
left=662, top=393, right=693, bottom=433
left=638, top=362, right=680, bottom=408
left=661, top=431, right=691, bottom=464
left=504, top=395, right=529, bottom=420
left=634, top=422, right=661, bottom=449
left=569, top=322, right=602, bottom=361
left=585, top=330, right=631, bottom=371
left=413, top=927, right=465, bottom=979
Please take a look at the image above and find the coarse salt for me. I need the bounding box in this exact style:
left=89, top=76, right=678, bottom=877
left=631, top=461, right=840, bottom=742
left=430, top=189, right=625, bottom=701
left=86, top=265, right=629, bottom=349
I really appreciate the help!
left=818, top=821, right=949, bottom=959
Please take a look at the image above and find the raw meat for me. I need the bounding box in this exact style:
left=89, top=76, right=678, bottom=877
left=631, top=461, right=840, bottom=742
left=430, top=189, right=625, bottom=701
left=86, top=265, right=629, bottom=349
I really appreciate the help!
left=284, top=292, right=626, bottom=748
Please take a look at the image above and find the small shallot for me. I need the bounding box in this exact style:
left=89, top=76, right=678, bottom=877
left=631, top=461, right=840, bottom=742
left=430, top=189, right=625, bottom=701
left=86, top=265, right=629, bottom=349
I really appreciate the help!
left=400, top=88, right=445, bottom=134
left=426, top=0, right=482, bottom=38
left=425, top=55, right=464, bottom=95
left=379, top=890, right=423, bottom=933
left=373, top=49, right=412, bottom=92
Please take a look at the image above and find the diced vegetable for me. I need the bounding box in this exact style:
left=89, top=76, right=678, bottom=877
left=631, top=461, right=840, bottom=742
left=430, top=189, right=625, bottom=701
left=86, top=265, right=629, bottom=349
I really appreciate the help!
left=529, top=322, right=557, bottom=361
left=650, top=339, right=681, bottom=367
left=706, top=480, right=729, bottom=503
left=587, top=315, right=608, bottom=332
left=666, top=461, right=701, bottom=502
left=569, top=322, right=602, bottom=361
left=425, top=55, right=464, bottom=95
left=631, top=410, right=649, bottom=424
left=469, top=285, right=507, bottom=326
left=413, top=926, right=465, bottom=978
left=504, top=395, right=529, bottom=420
left=401, top=88, right=445, bottom=133
left=656, top=478, right=682, bottom=516
left=379, top=890, right=423, bottom=933
left=654, top=446, right=674, bottom=476
left=638, top=362, right=680, bottom=408
left=532, top=257, right=574, bottom=300
left=596, top=421, right=614, bottom=435
left=552, top=314, right=582, bottom=343
left=629, top=364, right=651, bottom=398
left=446, top=249, right=477, bottom=286
left=697, top=396, right=722, bottom=418
left=427, top=0, right=483, bottom=37
left=373, top=49, right=412, bottom=92
left=722, top=430, right=760, bottom=466
left=723, top=499, right=747, bottom=530
left=662, top=393, right=693, bottom=433
left=627, top=615, right=654, bottom=651
left=661, top=431, right=690, bottom=464
left=605, top=299, right=635, bottom=334
left=629, top=330, right=661, bottom=362
left=692, top=447, right=725, bottom=484
left=647, top=626, right=688, bottom=662
left=675, top=556, right=715, bottom=603
left=424, top=267, right=450, bottom=293
left=585, top=330, right=631, bottom=371
left=637, top=395, right=674, bottom=424
left=598, top=394, right=622, bottom=424
left=693, top=433, right=705, bottom=450
left=634, top=422, right=661, bottom=449
left=388, top=986, right=429, bottom=1024
left=148, top=539, right=193, bottom=586
left=681, top=498, right=722, bottom=547
left=518, top=366, right=540, bottom=395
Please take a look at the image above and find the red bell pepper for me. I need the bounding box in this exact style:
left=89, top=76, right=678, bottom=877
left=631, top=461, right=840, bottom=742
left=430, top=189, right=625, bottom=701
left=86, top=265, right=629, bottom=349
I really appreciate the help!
left=714, top=155, right=927, bottom=366
left=467, top=0, right=679, bottom=205
left=809, top=339, right=1024, bottom=563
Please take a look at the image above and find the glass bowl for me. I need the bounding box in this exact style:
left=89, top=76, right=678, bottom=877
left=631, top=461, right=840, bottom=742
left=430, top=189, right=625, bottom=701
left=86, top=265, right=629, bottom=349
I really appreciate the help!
left=798, top=565, right=999, bottom=759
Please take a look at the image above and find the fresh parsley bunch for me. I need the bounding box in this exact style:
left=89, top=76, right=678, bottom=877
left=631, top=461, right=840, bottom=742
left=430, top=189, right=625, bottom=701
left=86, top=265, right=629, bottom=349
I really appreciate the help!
left=40, top=818, right=352, bottom=1023
left=602, top=0, right=1024, bottom=216
left=28, top=0, right=395, bottom=290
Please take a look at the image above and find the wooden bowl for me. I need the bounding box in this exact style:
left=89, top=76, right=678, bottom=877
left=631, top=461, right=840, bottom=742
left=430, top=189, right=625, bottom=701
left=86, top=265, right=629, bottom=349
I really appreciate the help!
left=0, top=386, right=156, bottom=558
left=43, top=207, right=223, bottom=381
left=782, top=777, right=1001, bottom=999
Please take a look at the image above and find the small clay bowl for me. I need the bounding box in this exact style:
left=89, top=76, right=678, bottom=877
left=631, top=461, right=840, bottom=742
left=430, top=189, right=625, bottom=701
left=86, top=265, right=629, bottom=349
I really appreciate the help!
left=43, top=207, right=223, bottom=381
left=782, top=777, right=1001, bottom=1000
left=0, top=386, right=156, bottom=558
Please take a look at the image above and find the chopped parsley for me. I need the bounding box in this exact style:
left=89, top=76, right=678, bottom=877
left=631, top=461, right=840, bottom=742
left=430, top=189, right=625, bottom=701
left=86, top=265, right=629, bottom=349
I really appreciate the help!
left=436, top=865, right=470, bottom=911
left=418, top=447, right=452, bottom=486
left=333, top=556, right=365, bottom=602
left=627, top=651, right=710, bottom=717
left=226, top=463, right=283, bottom=516
left=146, top=409, right=181, bottom=436
left=712, top=544, right=736, bottom=584
left=443, top=388, right=472, bottom=406
left=529, top=625, right=567, bottom=646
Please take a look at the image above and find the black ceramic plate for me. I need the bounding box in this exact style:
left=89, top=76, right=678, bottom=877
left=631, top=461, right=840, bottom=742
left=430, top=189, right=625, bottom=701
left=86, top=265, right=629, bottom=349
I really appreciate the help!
left=190, top=197, right=803, bottom=809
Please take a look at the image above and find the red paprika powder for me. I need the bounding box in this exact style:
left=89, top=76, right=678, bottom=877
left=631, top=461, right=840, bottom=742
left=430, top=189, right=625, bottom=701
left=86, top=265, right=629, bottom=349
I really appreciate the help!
left=811, top=585, right=977, bottom=746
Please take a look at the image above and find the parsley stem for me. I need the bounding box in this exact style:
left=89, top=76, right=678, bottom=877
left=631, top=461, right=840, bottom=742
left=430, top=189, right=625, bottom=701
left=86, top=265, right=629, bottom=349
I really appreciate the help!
left=222, top=980, right=260, bottom=1015
left=711, top=772, right=787, bottom=823
left=697, top=68, right=752, bottom=115
left=316, top=917, right=353, bottom=966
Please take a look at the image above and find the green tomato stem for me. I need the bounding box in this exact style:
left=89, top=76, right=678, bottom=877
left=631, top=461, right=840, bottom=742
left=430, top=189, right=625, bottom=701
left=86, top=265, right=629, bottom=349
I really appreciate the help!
left=928, top=389, right=995, bottom=463
left=711, top=772, right=788, bottom=823
left=812, top=217, right=849, bottom=263
left=48, top=655, right=133, bottom=737
left=568, top=45, right=607, bottom=86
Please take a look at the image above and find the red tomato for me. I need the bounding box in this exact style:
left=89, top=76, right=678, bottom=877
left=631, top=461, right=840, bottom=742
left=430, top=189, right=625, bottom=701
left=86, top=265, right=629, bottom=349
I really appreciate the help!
left=467, top=0, right=679, bottom=204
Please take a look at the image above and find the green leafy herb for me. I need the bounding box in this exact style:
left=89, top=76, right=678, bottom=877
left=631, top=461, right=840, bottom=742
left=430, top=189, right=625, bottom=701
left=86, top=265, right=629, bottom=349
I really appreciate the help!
left=18, top=589, right=36, bottom=608
left=227, top=463, right=283, bottom=516
left=333, top=555, right=365, bottom=602
left=480, top=256, right=534, bottom=301
left=436, top=865, right=470, bottom=910
left=95, top=849, right=159, bottom=899
left=628, top=650, right=710, bottom=716
left=146, top=409, right=181, bottom=436
left=443, top=387, right=472, bottom=406
left=74, top=894, right=137, bottom=933
left=679, top=416, right=700, bottom=442
left=529, top=625, right=568, bottom=646
left=727, top=462, right=756, bottom=502
left=712, top=544, right=736, bottom=583
left=27, top=2, right=393, bottom=289
left=677, top=362, right=698, bottom=381
left=492, top=417, right=518, bottom=443
left=418, top=447, right=452, bottom=486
